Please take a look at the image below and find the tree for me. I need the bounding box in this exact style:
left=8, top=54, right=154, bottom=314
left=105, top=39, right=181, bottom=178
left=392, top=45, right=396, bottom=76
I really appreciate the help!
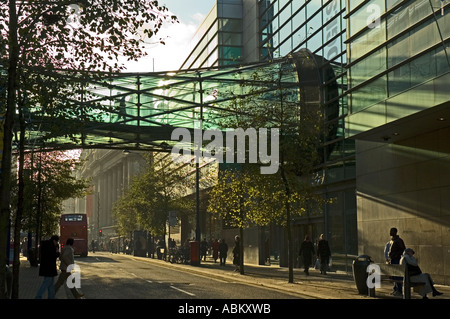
left=207, top=166, right=256, bottom=275
left=9, top=150, right=89, bottom=298
left=113, top=153, right=214, bottom=242
left=0, top=0, right=177, bottom=298
left=208, top=54, right=331, bottom=283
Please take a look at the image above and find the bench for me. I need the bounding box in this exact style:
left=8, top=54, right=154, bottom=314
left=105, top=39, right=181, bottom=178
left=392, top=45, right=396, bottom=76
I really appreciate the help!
left=369, top=263, right=425, bottom=299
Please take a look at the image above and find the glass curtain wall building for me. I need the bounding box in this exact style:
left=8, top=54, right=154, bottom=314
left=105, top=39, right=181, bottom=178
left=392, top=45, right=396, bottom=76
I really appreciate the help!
left=346, top=0, right=450, bottom=284
left=180, top=0, right=244, bottom=69
left=179, top=1, right=449, bottom=281
left=180, top=0, right=357, bottom=267
left=258, top=0, right=356, bottom=266
left=347, top=0, right=450, bottom=124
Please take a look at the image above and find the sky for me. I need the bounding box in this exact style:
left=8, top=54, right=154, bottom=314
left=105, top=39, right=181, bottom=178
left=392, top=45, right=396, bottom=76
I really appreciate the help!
left=125, top=0, right=216, bottom=72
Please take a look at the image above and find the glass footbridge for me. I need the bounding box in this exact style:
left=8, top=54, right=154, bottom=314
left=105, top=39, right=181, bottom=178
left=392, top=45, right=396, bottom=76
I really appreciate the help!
left=14, top=49, right=337, bottom=155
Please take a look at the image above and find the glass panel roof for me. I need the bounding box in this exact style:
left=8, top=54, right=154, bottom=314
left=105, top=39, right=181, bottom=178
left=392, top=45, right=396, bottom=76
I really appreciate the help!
left=16, top=55, right=304, bottom=153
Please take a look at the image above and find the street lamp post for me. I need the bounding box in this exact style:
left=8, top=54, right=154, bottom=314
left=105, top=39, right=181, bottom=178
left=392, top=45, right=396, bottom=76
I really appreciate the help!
left=194, top=72, right=204, bottom=265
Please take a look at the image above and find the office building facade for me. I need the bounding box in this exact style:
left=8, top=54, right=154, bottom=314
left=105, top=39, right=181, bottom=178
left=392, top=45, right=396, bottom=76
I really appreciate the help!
left=186, top=0, right=450, bottom=283
left=346, top=0, right=450, bottom=284
left=256, top=0, right=356, bottom=267
left=182, top=0, right=356, bottom=269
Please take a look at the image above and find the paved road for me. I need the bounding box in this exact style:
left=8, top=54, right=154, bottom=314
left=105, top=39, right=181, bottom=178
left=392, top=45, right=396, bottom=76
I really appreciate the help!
left=77, top=252, right=301, bottom=299
left=13, top=252, right=450, bottom=318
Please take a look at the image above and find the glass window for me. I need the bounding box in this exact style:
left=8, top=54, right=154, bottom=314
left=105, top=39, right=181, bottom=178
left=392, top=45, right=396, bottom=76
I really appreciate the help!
left=208, top=48, right=219, bottom=67
left=349, top=0, right=365, bottom=13
left=279, top=18, right=292, bottom=41
left=351, top=75, right=387, bottom=113
left=220, top=18, right=242, bottom=33
left=279, top=1, right=292, bottom=25
left=220, top=32, right=242, bottom=46
left=387, top=0, right=432, bottom=40
left=278, top=0, right=291, bottom=9
left=387, top=0, right=403, bottom=10
left=292, top=24, right=306, bottom=50
left=351, top=48, right=386, bottom=88
left=307, top=30, right=323, bottom=53
left=292, top=0, right=306, bottom=12
left=279, top=38, right=291, bottom=56
left=410, top=50, right=436, bottom=88
left=292, top=6, right=306, bottom=27
left=350, top=20, right=385, bottom=62
left=388, top=63, right=411, bottom=96
left=410, top=19, right=441, bottom=56
left=307, top=6, right=322, bottom=31
left=220, top=46, right=242, bottom=61
left=324, top=14, right=342, bottom=61
left=387, top=32, right=408, bottom=68
left=388, top=45, right=449, bottom=97
left=436, top=4, right=450, bottom=39
left=306, top=0, right=321, bottom=17
left=324, top=32, right=342, bottom=61
left=349, top=0, right=385, bottom=37
left=435, top=46, right=450, bottom=76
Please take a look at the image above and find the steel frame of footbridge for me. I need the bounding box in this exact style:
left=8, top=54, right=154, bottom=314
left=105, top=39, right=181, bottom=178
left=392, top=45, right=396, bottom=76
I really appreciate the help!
left=13, top=49, right=326, bottom=155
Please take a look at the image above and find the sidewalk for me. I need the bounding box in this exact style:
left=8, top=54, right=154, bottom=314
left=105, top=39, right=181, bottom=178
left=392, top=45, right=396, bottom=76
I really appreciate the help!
left=15, top=254, right=450, bottom=300
left=17, top=258, right=69, bottom=299
left=130, top=254, right=450, bottom=300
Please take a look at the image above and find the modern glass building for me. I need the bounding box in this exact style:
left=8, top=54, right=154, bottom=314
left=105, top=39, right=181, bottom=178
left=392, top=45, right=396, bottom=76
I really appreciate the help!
left=180, top=0, right=244, bottom=69
left=346, top=0, right=450, bottom=284
left=257, top=0, right=356, bottom=267
left=60, top=0, right=449, bottom=283
left=183, top=0, right=450, bottom=283
left=180, top=0, right=357, bottom=269
left=347, top=0, right=450, bottom=130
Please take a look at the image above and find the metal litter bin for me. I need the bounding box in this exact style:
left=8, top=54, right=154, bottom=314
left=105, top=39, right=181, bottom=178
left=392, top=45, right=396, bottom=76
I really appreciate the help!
left=352, top=255, right=373, bottom=295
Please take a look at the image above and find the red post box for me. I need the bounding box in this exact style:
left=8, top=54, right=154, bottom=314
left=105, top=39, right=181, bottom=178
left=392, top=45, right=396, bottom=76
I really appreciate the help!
left=190, top=241, right=200, bottom=266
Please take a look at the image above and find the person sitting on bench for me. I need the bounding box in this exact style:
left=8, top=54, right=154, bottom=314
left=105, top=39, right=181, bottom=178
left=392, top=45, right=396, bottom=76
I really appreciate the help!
left=400, top=248, right=443, bottom=299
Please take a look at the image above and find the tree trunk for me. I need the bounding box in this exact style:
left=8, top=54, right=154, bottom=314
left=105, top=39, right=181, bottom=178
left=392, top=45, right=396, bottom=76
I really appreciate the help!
left=0, top=0, right=18, bottom=299
left=239, top=227, right=244, bottom=275
left=11, top=103, right=26, bottom=299
left=280, top=164, right=293, bottom=283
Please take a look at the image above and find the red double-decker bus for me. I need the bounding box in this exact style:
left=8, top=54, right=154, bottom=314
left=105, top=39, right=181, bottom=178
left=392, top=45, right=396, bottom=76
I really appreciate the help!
left=60, top=214, right=88, bottom=257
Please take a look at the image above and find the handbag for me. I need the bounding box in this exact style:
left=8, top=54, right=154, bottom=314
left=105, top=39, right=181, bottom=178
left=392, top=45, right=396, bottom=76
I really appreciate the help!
left=314, top=258, right=320, bottom=270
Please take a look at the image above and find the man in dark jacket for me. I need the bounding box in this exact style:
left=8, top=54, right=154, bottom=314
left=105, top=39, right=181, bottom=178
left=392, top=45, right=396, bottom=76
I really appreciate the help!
left=317, top=234, right=332, bottom=275
left=35, top=235, right=60, bottom=299
left=218, top=239, right=228, bottom=266
left=388, top=227, right=406, bottom=296
left=299, top=235, right=315, bottom=275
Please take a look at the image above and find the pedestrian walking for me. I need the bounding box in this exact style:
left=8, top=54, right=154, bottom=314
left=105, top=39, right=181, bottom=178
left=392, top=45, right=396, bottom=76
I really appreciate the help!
left=388, top=227, right=406, bottom=296
left=317, top=234, right=331, bottom=275
left=212, top=239, right=219, bottom=263
left=299, top=235, right=315, bottom=275
left=218, top=239, right=228, bottom=266
left=54, top=238, right=84, bottom=299
left=35, top=235, right=60, bottom=299
left=232, top=235, right=241, bottom=272
left=200, top=238, right=208, bottom=261
left=400, top=248, right=443, bottom=299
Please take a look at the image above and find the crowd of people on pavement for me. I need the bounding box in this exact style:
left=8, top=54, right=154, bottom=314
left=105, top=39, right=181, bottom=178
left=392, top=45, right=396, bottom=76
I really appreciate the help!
left=31, top=227, right=444, bottom=299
